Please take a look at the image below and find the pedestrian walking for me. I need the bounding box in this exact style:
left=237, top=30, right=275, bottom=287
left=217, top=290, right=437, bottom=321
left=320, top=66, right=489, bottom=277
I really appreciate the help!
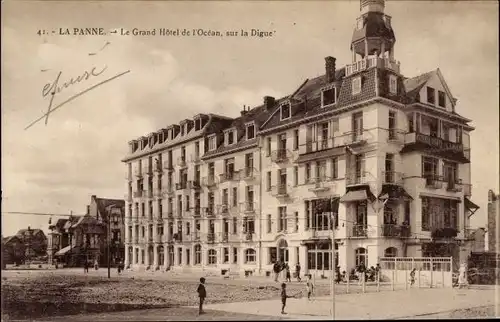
left=280, top=283, right=298, bottom=314
left=305, top=274, right=314, bottom=301
left=197, top=277, right=207, bottom=315
left=117, top=260, right=122, bottom=274
left=285, top=263, right=291, bottom=282
left=335, top=266, right=341, bottom=284
left=409, top=268, right=416, bottom=286
left=295, top=262, right=301, bottom=282
left=273, top=261, right=281, bottom=282
left=83, top=260, right=89, bottom=274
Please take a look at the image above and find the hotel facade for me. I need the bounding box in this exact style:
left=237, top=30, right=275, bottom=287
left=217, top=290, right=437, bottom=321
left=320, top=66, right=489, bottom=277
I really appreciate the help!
left=122, top=0, right=479, bottom=276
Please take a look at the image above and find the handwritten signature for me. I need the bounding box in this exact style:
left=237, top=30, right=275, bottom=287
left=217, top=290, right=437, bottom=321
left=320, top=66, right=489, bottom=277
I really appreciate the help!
left=25, top=66, right=130, bottom=130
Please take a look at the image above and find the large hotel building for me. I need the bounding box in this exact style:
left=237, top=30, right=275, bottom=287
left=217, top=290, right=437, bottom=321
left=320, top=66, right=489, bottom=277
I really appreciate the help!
left=122, top=0, right=479, bottom=276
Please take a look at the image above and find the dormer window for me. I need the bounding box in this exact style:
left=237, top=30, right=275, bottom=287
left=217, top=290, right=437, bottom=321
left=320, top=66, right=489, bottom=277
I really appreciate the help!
left=246, top=123, right=255, bottom=140
left=208, top=135, right=217, bottom=151
left=180, top=126, right=184, bottom=136
left=225, top=129, right=235, bottom=146
left=352, top=76, right=362, bottom=95
left=389, top=75, right=397, bottom=94
left=280, top=103, right=291, bottom=121
left=184, top=123, right=189, bottom=134
left=321, top=86, right=337, bottom=107
left=194, top=118, right=202, bottom=131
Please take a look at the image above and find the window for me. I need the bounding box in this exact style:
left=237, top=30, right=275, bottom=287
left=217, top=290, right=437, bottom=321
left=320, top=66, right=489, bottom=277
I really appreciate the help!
left=186, top=249, right=190, bottom=265
left=355, top=247, right=368, bottom=267
left=194, top=141, right=200, bottom=158
left=223, top=247, right=229, bottom=263
left=222, top=189, right=229, bottom=206
left=194, top=244, right=201, bottom=264
left=178, top=248, right=182, bottom=265
left=293, top=130, right=299, bottom=150
left=226, top=129, right=235, bottom=145
left=266, top=137, right=272, bottom=156
left=267, top=214, right=272, bottom=233
left=293, top=166, right=298, bottom=186
left=422, top=156, right=439, bottom=178
left=232, top=217, right=237, bottom=234
left=331, top=158, right=338, bottom=179
left=389, top=75, right=397, bottom=94
left=438, top=90, right=446, bottom=108
left=233, top=247, right=238, bottom=264
left=186, top=222, right=190, bottom=235
left=266, top=171, right=272, bottom=191
left=208, top=249, right=217, bottom=265
left=294, top=212, right=299, bottom=232
left=246, top=124, right=255, bottom=140
left=245, top=249, right=256, bottom=263
left=278, top=207, right=287, bottom=232
left=305, top=163, right=311, bottom=183
left=422, top=197, right=430, bottom=231
left=232, top=187, right=238, bottom=207
left=352, top=77, right=362, bottom=95
left=321, top=86, right=337, bottom=106
left=316, top=160, right=327, bottom=181
left=332, top=118, right=339, bottom=133
left=427, top=87, right=435, bottom=104
left=208, top=135, right=216, bottom=151
left=384, top=247, right=398, bottom=258
left=280, top=103, right=291, bottom=120
left=388, top=111, right=396, bottom=139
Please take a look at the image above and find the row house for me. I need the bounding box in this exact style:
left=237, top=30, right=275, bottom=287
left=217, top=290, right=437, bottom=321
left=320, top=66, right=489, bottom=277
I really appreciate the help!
left=122, top=0, right=479, bottom=276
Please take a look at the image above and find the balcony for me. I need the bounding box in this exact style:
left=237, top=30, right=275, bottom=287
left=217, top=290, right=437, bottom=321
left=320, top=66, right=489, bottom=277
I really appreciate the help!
left=352, top=224, right=368, bottom=238
left=345, top=56, right=400, bottom=76
left=154, top=161, right=163, bottom=173
left=177, top=156, right=187, bottom=168
left=242, top=167, right=257, bottom=180
left=221, top=232, right=229, bottom=242
left=346, top=173, right=369, bottom=186
left=205, top=207, right=216, bottom=218
left=207, top=232, right=216, bottom=244
left=343, top=131, right=367, bottom=147
left=134, top=167, right=143, bottom=177
left=133, top=191, right=143, bottom=198
left=424, top=175, right=444, bottom=189
left=202, top=176, right=218, bottom=188
left=245, top=233, right=253, bottom=241
left=172, top=232, right=182, bottom=243
left=307, top=177, right=330, bottom=192
left=188, top=180, right=201, bottom=190
left=304, top=138, right=336, bottom=154
left=176, top=182, right=188, bottom=191
left=270, top=149, right=289, bottom=163
left=382, top=224, right=411, bottom=238
left=190, top=154, right=201, bottom=164
left=219, top=171, right=239, bottom=183
left=218, top=204, right=230, bottom=215
left=403, top=132, right=468, bottom=163
left=163, top=160, right=174, bottom=171
left=242, top=201, right=256, bottom=214
left=382, top=171, right=404, bottom=185
left=387, top=129, right=405, bottom=143
left=446, top=179, right=463, bottom=192
left=192, top=206, right=202, bottom=217
left=271, top=184, right=289, bottom=198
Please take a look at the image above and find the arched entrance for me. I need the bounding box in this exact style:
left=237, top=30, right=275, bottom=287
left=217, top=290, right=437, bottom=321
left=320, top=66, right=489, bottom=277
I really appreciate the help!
left=278, top=239, right=289, bottom=263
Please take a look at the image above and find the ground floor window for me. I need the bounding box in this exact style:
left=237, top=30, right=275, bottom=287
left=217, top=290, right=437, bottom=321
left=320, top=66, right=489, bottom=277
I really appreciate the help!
left=186, top=249, right=190, bottom=265
left=194, top=244, right=201, bottom=265
left=233, top=247, right=238, bottom=264
left=158, top=246, right=164, bottom=266
left=245, top=249, right=256, bottom=263
left=384, top=247, right=397, bottom=258
left=135, top=248, right=139, bottom=264
left=141, top=249, right=145, bottom=264
left=177, top=248, right=182, bottom=265
left=223, top=247, right=229, bottom=263
left=168, top=246, right=174, bottom=266
left=355, top=247, right=367, bottom=267
left=307, top=242, right=333, bottom=271
left=208, top=249, right=217, bottom=265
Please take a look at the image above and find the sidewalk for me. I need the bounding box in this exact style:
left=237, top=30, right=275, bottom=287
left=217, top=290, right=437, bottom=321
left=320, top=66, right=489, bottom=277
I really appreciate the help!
left=196, top=287, right=498, bottom=320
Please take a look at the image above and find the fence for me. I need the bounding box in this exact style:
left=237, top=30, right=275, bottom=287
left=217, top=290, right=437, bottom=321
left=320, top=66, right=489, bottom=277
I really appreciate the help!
left=379, top=257, right=453, bottom=288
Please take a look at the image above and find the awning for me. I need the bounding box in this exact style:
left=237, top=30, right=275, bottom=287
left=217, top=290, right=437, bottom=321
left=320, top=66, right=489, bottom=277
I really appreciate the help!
left=55, top=245, right=75, bottom=256
left=296, top=146, right=345, bottom=163
left=378, top=184, right=413, bottom=201
left=340, top=190, right=368, bottom=203
left=465, top=197, right=480, bottom=217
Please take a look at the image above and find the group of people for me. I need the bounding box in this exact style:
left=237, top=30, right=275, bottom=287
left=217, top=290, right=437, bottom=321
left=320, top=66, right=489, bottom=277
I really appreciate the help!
left=272, top=260, right=303, bottom=283
left=82, top=259, right=124, bottom=274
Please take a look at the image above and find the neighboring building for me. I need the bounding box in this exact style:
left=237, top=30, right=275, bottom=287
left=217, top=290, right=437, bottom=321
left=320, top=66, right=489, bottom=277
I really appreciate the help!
left=468, top=228, right=486, bottom=253
left=2, top=235, right=25, bottom=265
left=487, top=190, right=500, bottom=253
left=122, top=0, right=479, bottom=276
left=15, top=228, right=47, bottom=259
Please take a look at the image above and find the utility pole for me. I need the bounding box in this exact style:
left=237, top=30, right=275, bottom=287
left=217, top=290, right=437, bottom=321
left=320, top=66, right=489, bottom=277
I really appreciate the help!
left=69, top=211, right=73, bottom=267
left=330, top=197, right=336, bottom=320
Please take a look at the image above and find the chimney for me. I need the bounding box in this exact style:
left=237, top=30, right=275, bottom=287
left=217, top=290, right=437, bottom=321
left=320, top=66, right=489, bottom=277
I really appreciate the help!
left=241, top=105, right=247, bottom=116
left=87, top=205, right=90, bottom=215
left=264, top=96, right=275, bottom=111
left=325, top=56, right=336, bottom=83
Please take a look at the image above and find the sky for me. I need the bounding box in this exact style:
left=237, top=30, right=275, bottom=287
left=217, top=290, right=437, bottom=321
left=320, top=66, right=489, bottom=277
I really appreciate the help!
left=1, top=0, right=498, bottom=237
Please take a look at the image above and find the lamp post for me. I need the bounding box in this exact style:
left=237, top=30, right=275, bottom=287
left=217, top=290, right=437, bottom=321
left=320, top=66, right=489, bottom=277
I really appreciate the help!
left=330, top=197, right=336, bottom=320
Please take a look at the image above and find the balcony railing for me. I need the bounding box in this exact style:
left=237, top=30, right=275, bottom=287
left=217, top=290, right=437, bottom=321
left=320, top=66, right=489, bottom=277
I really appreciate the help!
left=307, top=177, right=330, bottom=192
left=245, top=233, right=253, bottom=241
left=218, top=204, right=230, bottom=215
left=352, top=224, right=368, bottom=238
left=164, top=185, right=175, bottom=195
left=382, top=224, right=411, bottom=238
left=202, top=176, right=218, bottom=188
left=242, top=167, right=258, bottom=180
left=446, top=179, right=463, bottom=192
left=382, top=171, right=404, bottom=185
left=154, top=161, right=163, bottom=173
left=344, top=131, right=366, bottom=146
left=205, top=207, right=215, bottom=217
left=176, top=182, right=188, bottom=190
left=271, top=184, right=288, bottom=197
left=177, top=156, right=187, bottom=168
left=190, top=154, right=201, bottom=164
left=242, top=201, right=256, bottom=213
left=221, top=232, right=229, bottom=242
left=207, top=232, right=216, bottom=243
left=404, top=132, right=464, bottom=153
left=387, top=129, right=405, bottom=143
left=172, top=232, right=182, bottom=243
left=192, top=206, right=202, bottom=217
left=345, top=56, right=400, bottom=76
left=424, top=175, right=444, bottom=189
left=188, top=180, right=201, bottom=190
left=219, top=171, right=239, bottom=183
left=346, top=173, right=368, bottom=186
left=304, top=138, right=336, bottom=154
left=133, top=191, right=143, bottom=198
left=163, top=160, right=174, bottom=171
left=270, top=149, right=288, bottom=163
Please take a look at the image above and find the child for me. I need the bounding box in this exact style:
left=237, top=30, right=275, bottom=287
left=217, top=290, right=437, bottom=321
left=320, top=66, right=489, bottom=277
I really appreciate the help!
left=409, top=268, right=416, bottom=286
left=281, top=283, right=297, bottom=314
left=305, top=274, right=314, bottom=301
left=197, top=277, right=207, bottom=315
